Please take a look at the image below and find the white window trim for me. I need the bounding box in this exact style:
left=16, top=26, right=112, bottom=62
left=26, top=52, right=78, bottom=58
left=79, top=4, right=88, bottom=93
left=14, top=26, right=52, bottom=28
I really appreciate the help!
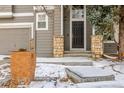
left=36, top=12, right=48, bottom=30
left=0, top=12, right=13, bottom=18
left=0, top=12, right=34, bottom=18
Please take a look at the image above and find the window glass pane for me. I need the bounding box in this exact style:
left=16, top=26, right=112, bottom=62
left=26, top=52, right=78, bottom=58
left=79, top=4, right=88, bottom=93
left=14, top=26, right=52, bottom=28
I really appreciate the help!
left=72, top=5, right=84, bottom=19
left=38, top=14, right=46, bottom=21
left=38, top=22, right=46, bottom=28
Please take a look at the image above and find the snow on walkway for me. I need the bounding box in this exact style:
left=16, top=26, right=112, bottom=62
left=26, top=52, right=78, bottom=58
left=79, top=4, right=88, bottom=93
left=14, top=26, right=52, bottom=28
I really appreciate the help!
left=35, top=63, right=67, bottom=80
left=0, top=55, right=124, bottom=88
left=0, top=63, right=10, bottom=82
left=0, top=55, right=10, bottom=60
left=30, top=59, right=124, bottom=88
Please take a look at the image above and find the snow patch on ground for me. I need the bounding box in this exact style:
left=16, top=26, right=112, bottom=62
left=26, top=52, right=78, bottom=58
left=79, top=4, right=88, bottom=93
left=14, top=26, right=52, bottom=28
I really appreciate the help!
left=0, top=55, right=10, bottom=60
left=1, top=56, right=124, bottom=88
left=75, top=80, right=124, bottom=88
left=0, top=63, right=10, bottom=81
left=29, top=81, right=57, bottom=88
left=35, top=63, right=67, bottom=80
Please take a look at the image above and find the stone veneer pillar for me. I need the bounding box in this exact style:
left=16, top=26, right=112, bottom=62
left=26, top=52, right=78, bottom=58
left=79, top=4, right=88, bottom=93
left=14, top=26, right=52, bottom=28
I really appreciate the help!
left=53, top=35, right=64, bottom=57
left=91, top=35, right=103, bottom=58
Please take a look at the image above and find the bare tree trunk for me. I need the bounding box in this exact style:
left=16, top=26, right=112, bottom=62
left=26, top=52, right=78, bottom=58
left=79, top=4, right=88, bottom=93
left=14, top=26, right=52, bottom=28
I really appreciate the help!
left=119, top=6, right=124, bottom=60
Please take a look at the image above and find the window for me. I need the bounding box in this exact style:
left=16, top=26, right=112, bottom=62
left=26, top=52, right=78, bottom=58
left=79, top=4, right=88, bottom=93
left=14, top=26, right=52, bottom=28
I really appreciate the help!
left=36, top=13, right=48, bottom=30
left=72, top=5, right=84, bottom=19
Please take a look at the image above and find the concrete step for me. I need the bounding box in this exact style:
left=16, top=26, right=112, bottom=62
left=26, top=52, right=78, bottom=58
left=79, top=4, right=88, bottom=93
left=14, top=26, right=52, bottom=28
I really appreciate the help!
left=37, top=57, right=93, bottom=66
left=64, top=53, right=92, bottom=57
left=64, top=51, right=91, bottom=54
left=64, top=51, right=92, bottom=57
left=65, top=67, right=115, bottom=83
left=39, top=62, right=93, bottom=66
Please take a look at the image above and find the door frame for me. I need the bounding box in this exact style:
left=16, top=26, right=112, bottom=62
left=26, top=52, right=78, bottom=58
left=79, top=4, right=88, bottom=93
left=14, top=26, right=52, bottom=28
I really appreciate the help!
left=70, top=5, right=86, bottom=51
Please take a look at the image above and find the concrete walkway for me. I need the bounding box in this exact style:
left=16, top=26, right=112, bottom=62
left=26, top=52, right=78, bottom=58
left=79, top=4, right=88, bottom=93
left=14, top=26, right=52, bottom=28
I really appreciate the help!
left=65, top=67, right=115, bottom=83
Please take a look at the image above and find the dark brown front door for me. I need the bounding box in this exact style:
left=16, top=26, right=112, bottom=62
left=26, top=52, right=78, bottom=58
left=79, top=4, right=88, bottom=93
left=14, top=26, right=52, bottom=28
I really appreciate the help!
left=72, top=21, right=84, bottom=48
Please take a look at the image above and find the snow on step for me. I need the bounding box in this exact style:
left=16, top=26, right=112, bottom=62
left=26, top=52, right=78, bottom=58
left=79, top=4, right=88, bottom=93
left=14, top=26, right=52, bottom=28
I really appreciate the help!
left=65, top=66, right=115, bottom=83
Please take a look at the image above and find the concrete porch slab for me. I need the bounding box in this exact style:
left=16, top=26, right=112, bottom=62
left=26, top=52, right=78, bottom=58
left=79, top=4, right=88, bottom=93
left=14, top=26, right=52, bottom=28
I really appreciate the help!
left=37, top=57, right=93, bottom=66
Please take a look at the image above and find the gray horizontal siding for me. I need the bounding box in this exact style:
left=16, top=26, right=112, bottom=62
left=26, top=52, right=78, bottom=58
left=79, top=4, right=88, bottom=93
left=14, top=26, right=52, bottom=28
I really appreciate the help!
left=0, top=5, right=34, bottom=23
left=13, top=5, right=33, bottom=13
left=36, top=10, right=54, bottom=57
left=54, top=6, right=61, bottom=36
left=0, top=16, right=33, bottom=23
left=0, top=5, right=12, bottom=12
left=104, top=43, right=117, bottom=54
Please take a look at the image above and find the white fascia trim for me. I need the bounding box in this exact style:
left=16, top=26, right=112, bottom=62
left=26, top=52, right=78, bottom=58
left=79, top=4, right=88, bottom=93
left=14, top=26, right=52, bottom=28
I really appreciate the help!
left=0, top=12, right=13, bottom=18
left=0, top=12, right=12, bottom=15
left=13, top=13, right=34, bottom=17
left=0, top=23, right=34, bottom=39
left=0, top=12, right=34, bottom=17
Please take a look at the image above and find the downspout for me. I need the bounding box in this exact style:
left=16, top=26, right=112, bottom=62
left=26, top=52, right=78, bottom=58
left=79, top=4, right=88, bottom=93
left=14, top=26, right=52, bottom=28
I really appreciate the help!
left=92, top=26, right=95, bottom=35
left=61, top=5, right=63, bottom=36
left=84, top=5, right=87, bottom=51
left=33, top=6, right=36, bottom=53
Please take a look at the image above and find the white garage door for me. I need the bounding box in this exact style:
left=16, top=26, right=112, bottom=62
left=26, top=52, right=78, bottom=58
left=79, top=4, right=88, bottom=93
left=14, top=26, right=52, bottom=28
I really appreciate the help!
left=0, top=28, right=31, bottom=54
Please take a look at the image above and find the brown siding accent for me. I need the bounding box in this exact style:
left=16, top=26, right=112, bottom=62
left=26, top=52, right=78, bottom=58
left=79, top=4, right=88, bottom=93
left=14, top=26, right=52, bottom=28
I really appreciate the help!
left=86, top=21, right=92, bottom=51
left=54, top=6, right=61, bottom=36
left=64, top=6, right=70, bottom=51
left=104, top=43, right=117, bottom=54
left=36, top=10, right=54, bottom=57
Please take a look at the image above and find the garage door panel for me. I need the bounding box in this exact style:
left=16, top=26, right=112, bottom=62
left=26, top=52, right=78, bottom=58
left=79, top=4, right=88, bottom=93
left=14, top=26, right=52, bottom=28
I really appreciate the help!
left=0, top=28, right=31, bottom=54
